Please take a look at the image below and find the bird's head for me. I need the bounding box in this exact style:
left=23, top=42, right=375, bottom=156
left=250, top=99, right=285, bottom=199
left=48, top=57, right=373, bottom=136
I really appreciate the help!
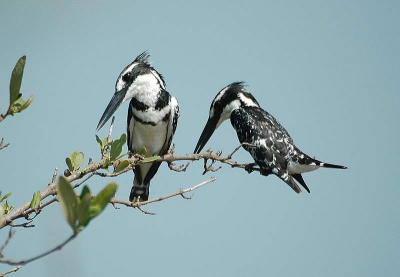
left=96, top=51, right=165, bottom=131
left=194, top=82, right=259, bottom=154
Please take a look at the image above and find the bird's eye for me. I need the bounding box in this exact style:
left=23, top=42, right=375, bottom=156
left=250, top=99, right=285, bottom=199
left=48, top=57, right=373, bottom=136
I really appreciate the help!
left=122, top=72, right=131, bottom=82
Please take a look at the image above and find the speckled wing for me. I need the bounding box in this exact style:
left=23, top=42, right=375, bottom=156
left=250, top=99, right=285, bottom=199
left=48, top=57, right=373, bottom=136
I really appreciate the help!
left=230, top=106, right=302, bottom=193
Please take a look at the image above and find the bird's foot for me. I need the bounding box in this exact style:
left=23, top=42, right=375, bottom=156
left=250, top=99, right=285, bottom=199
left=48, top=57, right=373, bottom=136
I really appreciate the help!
left=129, top=188, right=149, bottom=203
left=244, top=163, right=258, bottom=174
left=259, top=168, right=272, bottom=177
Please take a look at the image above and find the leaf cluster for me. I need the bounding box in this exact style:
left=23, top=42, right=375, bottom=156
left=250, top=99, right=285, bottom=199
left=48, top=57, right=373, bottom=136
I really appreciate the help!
left=0, top=192, right=14, bottom=223
left=66, top=151, right=84, bottom=172
left=96, top=133, right=128, bottom=161
left=57, top=177, right=117, bottom=234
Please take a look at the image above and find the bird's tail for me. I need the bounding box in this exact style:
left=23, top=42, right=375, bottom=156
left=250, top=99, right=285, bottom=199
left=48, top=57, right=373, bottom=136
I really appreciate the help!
left=129, top=176, right=150, bottom=202
left=294, top=147, right=347, bottom=170
left=307, top=156, right=347, bottom=170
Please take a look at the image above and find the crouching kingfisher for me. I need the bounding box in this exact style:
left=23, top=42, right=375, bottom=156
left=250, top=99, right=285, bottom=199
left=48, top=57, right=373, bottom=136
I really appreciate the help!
left=194, top=82, right=346, bottom=193
left=97, top=51, right=179, bottom=201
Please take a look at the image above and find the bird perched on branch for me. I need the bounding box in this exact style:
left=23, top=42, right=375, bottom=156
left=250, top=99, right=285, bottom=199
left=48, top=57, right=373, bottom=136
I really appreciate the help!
left=97, top=51, right=179, bottom=201
left=194, top=82, right=346, bottom=193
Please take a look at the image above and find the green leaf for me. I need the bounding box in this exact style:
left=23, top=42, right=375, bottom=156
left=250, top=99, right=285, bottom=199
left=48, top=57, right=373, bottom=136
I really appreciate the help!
left=139, top=147, right=147, bottom=156
left=0, top=205, right=4, bottom=224
left=120, top=133, right=127, bottom=144
left=139, top=156, right=160, bottom=164
left=9, top=56, right=26, bottom=106
left=0, top=192, right=12, bottom=203
left=18, top=94, right=34, bottom=112
left=71, top=151, right=84, bottom=171
left=12, top=97, right=25, bottom=108
left=80, top=185, right=91, bottom=201
left=102, top=137, right=109, bottom=148
left=115, top=160, right=130, bottom=173
left=110, top=141, right=122, bottom=160
left=77, top=188, right=91, bottom=229
left=3, top=201, right=14, bottom=214
left=66, top=157, right=73, bottom=172
left=66, top=151, right=84, bottom=172
left=110, top=134, right=126, bottom=160
left=57, top=177, right=78, bottom=233
left=95, top=135, right=103, bottom=150
left=30, top=191, right=41, bottom=211
left=89, top=183, right=117, bottom=219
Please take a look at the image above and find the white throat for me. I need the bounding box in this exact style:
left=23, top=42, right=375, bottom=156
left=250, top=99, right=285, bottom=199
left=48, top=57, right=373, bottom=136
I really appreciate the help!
left=123, top=73, right=162, bottom=107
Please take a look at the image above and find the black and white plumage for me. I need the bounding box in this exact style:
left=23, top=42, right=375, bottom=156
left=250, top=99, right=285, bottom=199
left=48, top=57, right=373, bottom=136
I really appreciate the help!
left=97, top=51, right=179, bottom=201
left=194, top=82, right=346, bottom=193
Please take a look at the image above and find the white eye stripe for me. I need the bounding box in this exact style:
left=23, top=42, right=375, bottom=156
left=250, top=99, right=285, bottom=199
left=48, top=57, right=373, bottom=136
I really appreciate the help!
left=116, top=62, right=139, bottom=91
left=214, top=86, right=229, bottom=103
left=151, top=69, right=165, bottom=89
left=239, top=93, right=258, bottom=107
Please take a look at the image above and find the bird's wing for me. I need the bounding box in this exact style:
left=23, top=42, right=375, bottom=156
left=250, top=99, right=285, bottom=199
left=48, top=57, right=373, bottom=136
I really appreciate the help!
left=231, top=106, right=302, bottom=193
left=127, top=103, right=135, bottom=154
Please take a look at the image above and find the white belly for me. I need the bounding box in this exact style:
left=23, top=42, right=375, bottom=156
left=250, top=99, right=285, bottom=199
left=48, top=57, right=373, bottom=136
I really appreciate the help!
left=129, top=120, right=168, bottom=182
left=130, top=120, right=168, bottom=157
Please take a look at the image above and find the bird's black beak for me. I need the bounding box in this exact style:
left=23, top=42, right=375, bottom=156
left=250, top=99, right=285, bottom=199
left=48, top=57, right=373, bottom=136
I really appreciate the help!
left=96, top=87, right=127, bottom=131
left=194, top=116, right=219, bottom=154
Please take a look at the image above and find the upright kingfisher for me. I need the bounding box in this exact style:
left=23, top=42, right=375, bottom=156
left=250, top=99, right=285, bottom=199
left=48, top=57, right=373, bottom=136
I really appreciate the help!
left=97, top=51, right=179, bottom=201
left=194, top=82, right=346, bottom=193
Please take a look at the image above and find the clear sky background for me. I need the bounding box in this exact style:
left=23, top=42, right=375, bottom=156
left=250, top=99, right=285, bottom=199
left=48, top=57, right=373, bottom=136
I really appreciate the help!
left=0, top=1, right=399, bottom=276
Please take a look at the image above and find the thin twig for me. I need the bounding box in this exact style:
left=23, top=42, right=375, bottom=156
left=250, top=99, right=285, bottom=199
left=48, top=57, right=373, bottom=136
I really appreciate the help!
left=0, top=138, right=10, bottom=151
left=0, top=265, right=22, bottom=277
left=107, top=116, right=115, bottom=144
left=168, top=161, right=190, bottom=172
left=110, top=177, right=217, bottom=214
left=50, top=168, right=58, bottom=184
left=135, top=204, right=156, bottom=215
left=0, top=228, right=15, bottom=255
left=202, top=150, right=223, bottom=174
left=225, top=144, right=243, bottom=160
left=72, top=172, right=96, bottom=189
left=9, top=222, right=34, bottom=228
left=0, top=234, right=77, bottom=266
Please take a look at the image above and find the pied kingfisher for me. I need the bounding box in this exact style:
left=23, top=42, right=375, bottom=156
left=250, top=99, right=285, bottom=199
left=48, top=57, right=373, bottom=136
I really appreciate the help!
left=97, top=51, right=179, bottom=201
left=194, top=82, right=346, bottom=193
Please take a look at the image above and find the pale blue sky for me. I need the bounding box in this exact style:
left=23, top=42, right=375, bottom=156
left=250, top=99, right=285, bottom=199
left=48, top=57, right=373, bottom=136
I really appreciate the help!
left=1, top=1, right=399, bottom=276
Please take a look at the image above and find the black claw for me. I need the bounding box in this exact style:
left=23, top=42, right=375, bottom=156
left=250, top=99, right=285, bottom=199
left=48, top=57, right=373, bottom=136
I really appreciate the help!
left=245, top=163, right=258, bottom=174
left=260, top=168, right=272, bottom=176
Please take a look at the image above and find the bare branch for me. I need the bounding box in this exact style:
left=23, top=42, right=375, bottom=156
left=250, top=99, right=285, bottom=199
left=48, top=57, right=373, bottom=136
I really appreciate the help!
left=0, top=228, right=15, bottom=256
left=110, top=177, right=217, bottom=214
left=107, top=116, right=115, bottom=144
left=72, top=172, right=96, bottom=189
left=226, top=144, right=243, bottom=159
left=50, top=168, right=58, bottom=184
left=1, top=143, right=253, bottom=228
left=135, top=204, right=156, bottom=215
left=0, top=265, right=22, bottom=277
left=0, top=138, right=10, bottom=151
left=168, top=161, right=190, bottom=172
left=9, top=222, right=34, bottom=228
left=180, top=177, right=216, bottom=194
left=0, top=233, right=77, bottom=266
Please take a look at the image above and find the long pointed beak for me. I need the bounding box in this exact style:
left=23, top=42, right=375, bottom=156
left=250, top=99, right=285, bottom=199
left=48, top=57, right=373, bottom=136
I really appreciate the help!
left=194, top=116, right=219, bottom=154
left=96, top=87, right=127, bottom=131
